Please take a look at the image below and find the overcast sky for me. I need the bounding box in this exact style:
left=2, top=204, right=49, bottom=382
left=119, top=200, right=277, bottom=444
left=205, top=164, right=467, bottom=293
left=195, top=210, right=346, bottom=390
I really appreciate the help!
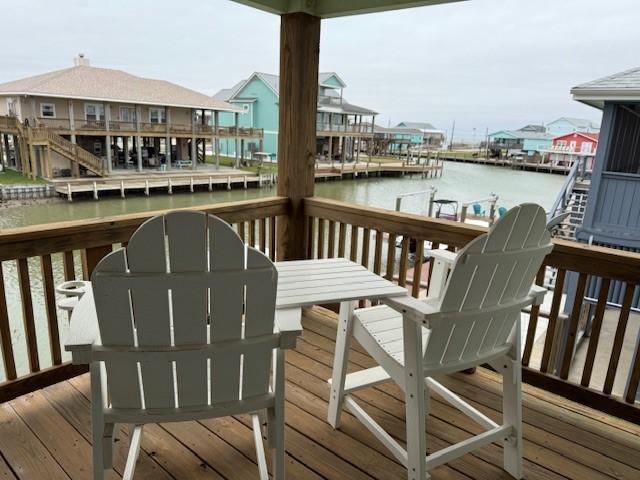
left=1, top=0, right=638, bottom=139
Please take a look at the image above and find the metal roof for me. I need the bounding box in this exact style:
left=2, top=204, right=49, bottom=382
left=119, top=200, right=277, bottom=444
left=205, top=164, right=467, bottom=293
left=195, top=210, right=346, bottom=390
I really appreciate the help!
left=0, top=64, right=240, bottom=112
left=230, top=0, right=465, bottom=18
left=571, top=66, right=640, bottom=109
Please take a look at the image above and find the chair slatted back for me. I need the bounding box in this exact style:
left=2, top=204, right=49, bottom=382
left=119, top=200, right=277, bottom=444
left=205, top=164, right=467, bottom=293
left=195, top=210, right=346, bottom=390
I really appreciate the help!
left=424, top=204, right=552, bottom=369
left=91, top=212, right=278, bottom=410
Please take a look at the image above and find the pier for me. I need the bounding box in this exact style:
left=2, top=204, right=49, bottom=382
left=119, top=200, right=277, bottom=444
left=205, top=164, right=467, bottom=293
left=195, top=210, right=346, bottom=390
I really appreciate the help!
left=50, top=159, right=444, bottom=201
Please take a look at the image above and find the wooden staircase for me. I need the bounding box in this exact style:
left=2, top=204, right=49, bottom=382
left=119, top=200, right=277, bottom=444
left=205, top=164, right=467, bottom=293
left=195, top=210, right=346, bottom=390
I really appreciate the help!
left=553, top=182, right=590, bottom=241
left=30, top=128, right=105, bottom=176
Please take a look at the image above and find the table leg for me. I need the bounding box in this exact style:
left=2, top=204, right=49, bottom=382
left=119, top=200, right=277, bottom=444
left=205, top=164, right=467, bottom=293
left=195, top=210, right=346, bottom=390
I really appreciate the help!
left=327, top=300, right=355, bottom=428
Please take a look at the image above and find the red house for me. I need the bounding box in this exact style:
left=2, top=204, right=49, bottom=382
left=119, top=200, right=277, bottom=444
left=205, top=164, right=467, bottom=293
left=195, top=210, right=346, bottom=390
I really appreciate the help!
left=544, top=132, right=599, bottom=169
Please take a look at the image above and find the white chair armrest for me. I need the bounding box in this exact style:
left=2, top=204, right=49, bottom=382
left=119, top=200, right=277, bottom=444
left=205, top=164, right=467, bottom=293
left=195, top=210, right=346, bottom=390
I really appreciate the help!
left=275, top=307, right=303, bottom=349
left=529, top=285, right=547, bottom=306
left=65, top=289, right=100, bottom=364
left=428, top=249, right=457, bottom=265
left=382, top=295, right=439, bottom=327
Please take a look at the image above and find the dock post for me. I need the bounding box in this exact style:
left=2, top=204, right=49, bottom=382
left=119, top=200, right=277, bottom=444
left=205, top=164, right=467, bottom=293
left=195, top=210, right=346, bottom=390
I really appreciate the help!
left=145, top=180, right=150, bottom=196
left=243, top=175, right=247, bottom=189
left=67, top=183, right=72, bottom=202
left=227, top=176, right=231, bottom=190
left=190, top=177, right=194, bottom=193
left=258, top=174, right=263, bottom=187
left=93, top=182, right=98, bottom=200
left=208, top=176, right=213, bottom=192
left=120, top=181, right=125, bottom=198
left=168, top=178, right=173, bottom=194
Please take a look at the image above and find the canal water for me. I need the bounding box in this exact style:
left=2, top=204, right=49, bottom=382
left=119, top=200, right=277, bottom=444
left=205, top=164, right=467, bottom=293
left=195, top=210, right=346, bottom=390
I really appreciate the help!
left=0, top=161, right=564, bottom=380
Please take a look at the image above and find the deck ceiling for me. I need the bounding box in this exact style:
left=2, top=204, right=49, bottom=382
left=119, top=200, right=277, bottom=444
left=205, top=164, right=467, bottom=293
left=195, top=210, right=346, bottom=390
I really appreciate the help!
left=231, top=0, right=466, bottom=18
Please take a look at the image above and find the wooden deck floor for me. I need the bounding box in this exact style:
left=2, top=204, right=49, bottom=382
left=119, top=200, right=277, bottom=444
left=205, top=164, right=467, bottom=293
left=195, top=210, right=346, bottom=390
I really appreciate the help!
left=1, top=307, right=639, bottom=480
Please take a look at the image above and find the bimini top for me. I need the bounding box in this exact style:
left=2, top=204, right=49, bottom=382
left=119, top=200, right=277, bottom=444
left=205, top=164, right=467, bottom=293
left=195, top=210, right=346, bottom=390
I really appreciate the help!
left=231, top=0, right=465, bottom=18
left=0, top=64, right=241, bottom=112
left=571, top=66, right=640, bottom=109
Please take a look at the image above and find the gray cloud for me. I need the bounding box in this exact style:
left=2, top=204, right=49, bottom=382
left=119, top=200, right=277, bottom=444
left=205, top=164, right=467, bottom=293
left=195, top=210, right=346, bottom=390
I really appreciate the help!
left=1, top=0, right=635, bottom=138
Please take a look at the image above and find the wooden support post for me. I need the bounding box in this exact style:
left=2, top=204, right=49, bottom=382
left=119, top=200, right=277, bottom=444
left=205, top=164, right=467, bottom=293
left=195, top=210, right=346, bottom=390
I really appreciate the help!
left=92, top=181, right=98, bottom=200
left=276, top=12, right=320, bottom=261
left=135, top=106, right=142, bottom=172
left=120, top=181, right=125, bottom=198
left=234, top=112, right=240, bottom=169
left=145, top=180, right=150, bottom=196
left=168, top=178, right=172, bottom=194
left=214, top=110, right=220, bottom=170
left=105, top=102, right=112, bottom=174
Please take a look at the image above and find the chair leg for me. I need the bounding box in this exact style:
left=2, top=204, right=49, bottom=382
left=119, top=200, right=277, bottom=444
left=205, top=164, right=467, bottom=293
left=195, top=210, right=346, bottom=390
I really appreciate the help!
left=503, top=356, right=523, bottom=479
left=269, top=349, right=286, bottom=480
left=90, top=363, right=112, bottom=480
left=403, top=318, right=428, bottom=480
left=327, top=300, right=355, bottom=428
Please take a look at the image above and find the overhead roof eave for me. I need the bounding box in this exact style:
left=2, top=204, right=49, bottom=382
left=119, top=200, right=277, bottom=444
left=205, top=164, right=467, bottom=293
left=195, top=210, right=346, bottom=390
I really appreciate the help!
left=571, top=89, right=640, bottom=110
left=231, top=0, right=466, bottom=18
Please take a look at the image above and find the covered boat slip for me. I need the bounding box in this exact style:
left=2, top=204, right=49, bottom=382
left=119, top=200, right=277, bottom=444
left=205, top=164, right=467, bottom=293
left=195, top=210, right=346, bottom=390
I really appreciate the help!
left=1, top=307, right=639, bottom=480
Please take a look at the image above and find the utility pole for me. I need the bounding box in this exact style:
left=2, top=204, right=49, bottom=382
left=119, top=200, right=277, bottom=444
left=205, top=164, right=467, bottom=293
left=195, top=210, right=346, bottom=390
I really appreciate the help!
left=485, top=127, right=489, bottom=159
left=449, top=120, right=456, bottom=151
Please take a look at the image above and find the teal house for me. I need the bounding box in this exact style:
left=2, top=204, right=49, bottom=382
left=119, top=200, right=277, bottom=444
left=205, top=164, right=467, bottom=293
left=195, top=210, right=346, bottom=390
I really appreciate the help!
left=214, top=72, right=377, bottom=160
left=489, top=129, right=553, bottom=155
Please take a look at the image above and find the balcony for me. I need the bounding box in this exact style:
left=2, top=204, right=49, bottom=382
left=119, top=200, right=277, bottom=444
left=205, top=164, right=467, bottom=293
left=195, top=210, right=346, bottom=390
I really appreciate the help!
left=317, top=123, right=374, bottom=135
left=0, top=197, right=638, bottom=479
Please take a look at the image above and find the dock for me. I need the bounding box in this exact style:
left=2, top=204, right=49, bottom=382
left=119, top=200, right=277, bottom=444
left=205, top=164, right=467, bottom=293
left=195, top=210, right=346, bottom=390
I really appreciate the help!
left=50, top=160, right=444, bottom=201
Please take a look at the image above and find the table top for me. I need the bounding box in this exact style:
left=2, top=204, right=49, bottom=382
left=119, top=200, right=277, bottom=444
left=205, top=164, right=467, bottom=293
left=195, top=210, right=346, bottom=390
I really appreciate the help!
left=275, top=258, right=407, bottom=308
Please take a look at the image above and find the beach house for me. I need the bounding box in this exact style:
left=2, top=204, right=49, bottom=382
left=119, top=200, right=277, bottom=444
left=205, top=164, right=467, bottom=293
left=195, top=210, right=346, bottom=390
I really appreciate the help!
left=0, top=56, right=262, bottom=178
left=214, top=72, right=377, bottom=161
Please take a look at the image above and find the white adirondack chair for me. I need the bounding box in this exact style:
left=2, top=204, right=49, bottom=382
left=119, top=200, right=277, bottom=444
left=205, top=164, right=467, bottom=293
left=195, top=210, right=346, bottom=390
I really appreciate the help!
left=327, top=203, right=553, bottom=480
left=77, top=212, right=301, bottom=480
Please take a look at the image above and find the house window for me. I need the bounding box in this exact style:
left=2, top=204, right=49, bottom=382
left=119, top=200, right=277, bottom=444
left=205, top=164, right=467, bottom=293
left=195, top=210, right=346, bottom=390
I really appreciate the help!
left=6, top=98, right=17, bottom=115
left=149, top=107, right=166, bottom=124
left=581, top=142, right=593, bottom=154
left=85, top=103, right=105, bottom=121
left=557, top=140, right=567, bottom=148
left=120, top=106, right=136, bottom=122
left=242, top=104, right=250, bottom=113
left=40, top=103, right=56, bottom=118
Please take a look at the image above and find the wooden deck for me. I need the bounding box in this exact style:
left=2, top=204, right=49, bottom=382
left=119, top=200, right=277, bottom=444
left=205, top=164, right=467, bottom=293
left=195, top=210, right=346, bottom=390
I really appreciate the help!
left=1, top=307, right=639, bottom=480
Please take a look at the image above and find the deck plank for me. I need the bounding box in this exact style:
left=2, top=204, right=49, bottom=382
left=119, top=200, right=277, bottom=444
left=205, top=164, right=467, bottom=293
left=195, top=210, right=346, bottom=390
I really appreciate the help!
left=0, top=402, right=70, bottom=480
left=0, top=306, right=638, bottom=480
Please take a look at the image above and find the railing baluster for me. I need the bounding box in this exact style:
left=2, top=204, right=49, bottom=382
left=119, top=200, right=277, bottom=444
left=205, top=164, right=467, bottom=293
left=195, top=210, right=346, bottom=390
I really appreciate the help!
left=385, top=233, right=396, bottom=281
left=307, top=217, right=316, bottom=259
left=603, top=283, right=636, bottom=395
left=373, top=230, right=383, bottom=276
left=17, top=258, right=39, bottom=373
left=269, top=216, right=276, bottom=261
left=560, top=272, right=589, bottom=379
left=361, top=228, right=370, bottom=269
left=317, top=218, right=326, bottom=259
left=350, top=225, right=359, bottom=262
left=626, top=326, right=640, bottom=403
left=398, top=237, right=410, bottom=287
left=260, top=218, right=267, bottom=253
left=338, top=223, right=346, bottom=258
left=581, top=277, right=611, bottom=387
left=63, top=251, right=75, bottom=281
left=327, top=220, right=336, bottom=258
left=40, top=255, right=61, bottom=365
left=522, top=266, right=546, bottom=366
left=238, top=221, right=246, bottom=244
left=249, top=219, right=256, bottom=248
left=0, top=263, right=17, bottom=380
left=540, top=268, right=566, bottom=373
left=412, top=240, right=424, bottom=298
left=82, top=245, right=113, bottom=280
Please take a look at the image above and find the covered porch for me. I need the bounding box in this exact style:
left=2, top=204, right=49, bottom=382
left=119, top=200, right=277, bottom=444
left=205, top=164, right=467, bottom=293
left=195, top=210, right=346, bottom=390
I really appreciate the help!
left=0, top=1, right=639, bottom=479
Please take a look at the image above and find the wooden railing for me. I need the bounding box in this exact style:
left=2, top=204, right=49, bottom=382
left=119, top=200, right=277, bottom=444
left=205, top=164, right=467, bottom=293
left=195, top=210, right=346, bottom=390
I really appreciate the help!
left=35, top=117, right=71, bottom=130
left=0, top=115, right=19, bottom=132
left=303, top=197, right=640, bottom=423
left=0, top=197, right=287, bottom=402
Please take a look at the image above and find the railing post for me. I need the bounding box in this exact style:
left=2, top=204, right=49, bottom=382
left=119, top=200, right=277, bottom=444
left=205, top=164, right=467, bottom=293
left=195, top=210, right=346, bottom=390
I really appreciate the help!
left=276, top=12, right=321, bottom=260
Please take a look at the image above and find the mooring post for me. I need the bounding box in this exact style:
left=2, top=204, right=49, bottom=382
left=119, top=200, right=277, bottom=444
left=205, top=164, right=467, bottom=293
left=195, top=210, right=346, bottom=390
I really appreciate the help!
left=208, top=176, right=213, bottom=192
left=243, top=175, right=247, bottom=189
left=93, top=181, right=98, bottom=200
left=227, top=175, right=231, bottom=190
left=168, top=178, right=173, bottom=194
left=67, top=183, right=72, bottom=202
left=120, top=180, right=125, bottom=198
left=190, top=177, right=194, bottom=193
left=145, top=179, right=150, bottom=196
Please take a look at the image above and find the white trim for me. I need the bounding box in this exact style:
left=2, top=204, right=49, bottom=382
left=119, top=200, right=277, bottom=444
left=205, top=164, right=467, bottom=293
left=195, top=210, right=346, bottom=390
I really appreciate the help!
left=0, top=91, right=242, bottom=113
left=39, top=102, right=56, bottom=118
left=119, top=106, right=136, bottom=122
left=84, top=102, right=105, bottom=121
left=148, top=106, right=166, bottom=124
